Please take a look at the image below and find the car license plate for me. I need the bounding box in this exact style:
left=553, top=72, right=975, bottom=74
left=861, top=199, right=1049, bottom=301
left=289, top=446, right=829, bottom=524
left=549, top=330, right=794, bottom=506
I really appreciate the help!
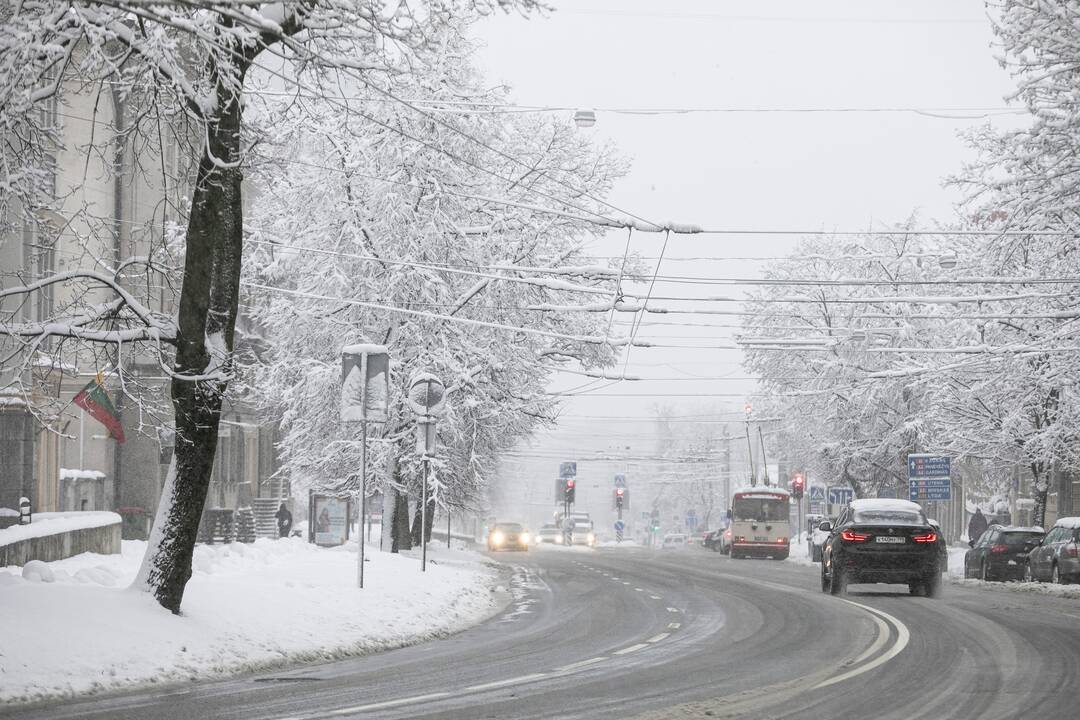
left=875, top=536, right=905, bottom=544
left=754, top=536, right=767, bottom=542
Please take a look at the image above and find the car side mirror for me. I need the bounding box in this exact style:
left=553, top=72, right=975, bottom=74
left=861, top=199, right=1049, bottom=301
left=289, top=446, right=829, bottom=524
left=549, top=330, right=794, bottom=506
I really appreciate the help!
left=726, top=509, right=732, bottom=520
left=968, top=539, right=975, bottom=548
left=818, top=521, right=832, bottom=532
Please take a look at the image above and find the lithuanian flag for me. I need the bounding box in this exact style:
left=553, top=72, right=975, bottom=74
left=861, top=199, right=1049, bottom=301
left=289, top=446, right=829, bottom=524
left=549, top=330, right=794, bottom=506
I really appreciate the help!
left=73, top=374, right=125, bottom=443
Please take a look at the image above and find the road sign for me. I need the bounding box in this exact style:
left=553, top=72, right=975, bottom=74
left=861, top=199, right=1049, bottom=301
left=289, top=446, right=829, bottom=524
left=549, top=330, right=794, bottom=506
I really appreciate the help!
left=827, top=486, right=854, bottom=506
left=907, top=455, right=950, bottom=478
left=559, top=462, right=577, bottom=479
left=614, top=473, right=626, bottom=488
left=614, top=520, right=625, bottom=532
left=809, top=485, right=826, bottom=503
left=909, top=478, right=952, bottom=501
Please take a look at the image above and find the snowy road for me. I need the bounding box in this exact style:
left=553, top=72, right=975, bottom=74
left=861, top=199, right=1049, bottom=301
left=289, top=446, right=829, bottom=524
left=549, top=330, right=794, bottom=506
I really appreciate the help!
left=8, top=546, right=1080, bottom=720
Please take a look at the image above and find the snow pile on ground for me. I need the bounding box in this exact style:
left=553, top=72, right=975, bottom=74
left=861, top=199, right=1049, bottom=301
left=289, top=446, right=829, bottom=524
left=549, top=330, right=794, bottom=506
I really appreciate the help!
left=0, top=537, right=503, bottom=705
left=786, top=533, right=816, bottom=567
left=0, top=511, right=120, bottom=546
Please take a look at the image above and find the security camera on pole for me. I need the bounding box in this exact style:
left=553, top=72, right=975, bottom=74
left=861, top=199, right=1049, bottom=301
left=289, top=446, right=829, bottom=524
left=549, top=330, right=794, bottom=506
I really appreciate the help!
left=341, top=344, right=391, bottom=589
left=407, top=372, right=446, bottom=573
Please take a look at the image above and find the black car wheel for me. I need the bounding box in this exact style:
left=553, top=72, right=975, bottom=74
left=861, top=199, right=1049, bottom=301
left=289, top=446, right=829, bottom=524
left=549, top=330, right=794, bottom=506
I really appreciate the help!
left=820, top=561, right=830, bottom=593
left=980, top=561, right=990, bottom=582
left=908, top=581, right=922, bottom=596
left=1052, top=563, right=1065, bottom=585
left=829, top=562, right=846, bottom=596
left=925, top=572, right=942, bottom=598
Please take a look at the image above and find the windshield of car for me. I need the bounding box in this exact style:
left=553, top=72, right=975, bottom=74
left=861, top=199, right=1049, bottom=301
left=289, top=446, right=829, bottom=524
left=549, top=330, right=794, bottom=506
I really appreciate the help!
left=732, top=497, right=789, bottom=522
left=494, top=523, right=523, bottom=532
left=852, top=510, right=925, bottom=525
left=1002, top=531, right=1043, bottom=545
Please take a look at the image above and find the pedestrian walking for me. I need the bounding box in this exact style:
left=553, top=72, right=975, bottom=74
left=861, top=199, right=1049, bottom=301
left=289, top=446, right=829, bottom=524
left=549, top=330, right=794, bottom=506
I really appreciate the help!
left=968, top=507, right=989, bottom=543
left=275, top=502, right=293, bottom=538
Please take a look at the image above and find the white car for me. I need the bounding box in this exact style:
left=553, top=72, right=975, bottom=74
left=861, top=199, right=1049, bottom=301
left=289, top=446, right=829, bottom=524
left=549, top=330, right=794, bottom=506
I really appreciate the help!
left=662, top=533, right=688, bottom=549
left=569, top=520, right=596, bottom=546
left=537, top=524, right=563, bottom=544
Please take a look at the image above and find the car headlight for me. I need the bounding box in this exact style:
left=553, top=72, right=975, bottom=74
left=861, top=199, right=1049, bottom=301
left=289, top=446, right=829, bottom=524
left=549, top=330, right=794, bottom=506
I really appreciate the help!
left=520, top=533, right=530, bottom=545
left=555, top=535, right=563, bottom=544
left=587, top=533, right=595, bottom=544
left=491, top=532, right=504, bottom=545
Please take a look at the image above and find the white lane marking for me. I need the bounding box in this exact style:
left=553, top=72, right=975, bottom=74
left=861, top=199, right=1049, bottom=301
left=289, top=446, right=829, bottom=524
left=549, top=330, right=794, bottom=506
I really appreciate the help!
left=614, top=643, right=649, bottom=655
left=813, top=599, right=910, bottom=689
left=316, top=692, right=451, bottom=716
left=555, top=656, right=607, bottom=672
left=465, top=673, right=549, bottom=692
left=668, top=622, right=681, bottom=629
left=646, top=633, right=670, bottom=643
left=666, top=607, right=680, bottom=613
left=622, top=581, right=631, bottom=585
left=634, top=587, right=644, bottom=592
left=650, top=595, right=662, bottom=600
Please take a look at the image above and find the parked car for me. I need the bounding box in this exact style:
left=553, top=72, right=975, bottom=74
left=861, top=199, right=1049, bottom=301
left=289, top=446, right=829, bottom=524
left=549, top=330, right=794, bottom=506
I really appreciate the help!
left=819, top=499, right=942, bottom=597
left=717, top=527, right=732, bottom=554
left=487, top=522, right=530, bottom=551
left=1025, top=517, right=1080, bottom=584
left=661, top=533, right=688, bottom=549
left=964, top=524, right=1044, bottom=581
left=537, top=524, right=562, bottom=544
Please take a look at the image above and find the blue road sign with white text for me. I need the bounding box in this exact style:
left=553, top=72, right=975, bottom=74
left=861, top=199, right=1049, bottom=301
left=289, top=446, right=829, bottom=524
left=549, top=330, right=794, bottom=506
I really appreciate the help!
left=908, top=455, right=950, bottom=478
left=827, top=487, right=854, bottom=505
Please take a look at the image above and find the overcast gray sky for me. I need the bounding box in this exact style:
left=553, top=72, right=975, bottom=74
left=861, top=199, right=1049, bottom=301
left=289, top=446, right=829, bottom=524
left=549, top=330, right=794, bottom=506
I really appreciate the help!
left=472, top=0, right=1024, bottom=525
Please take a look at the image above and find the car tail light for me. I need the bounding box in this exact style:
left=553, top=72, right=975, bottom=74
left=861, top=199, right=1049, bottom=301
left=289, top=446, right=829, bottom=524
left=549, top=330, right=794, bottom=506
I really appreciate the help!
left=990, top=544, right=1008, bottom=554
left=734, top=536, right=746, bottom=543
left=841, top=530, right=869, bottom=542
left=777, top=537, right=787, bottom=544
left=912, top=532, right=937, bottom=544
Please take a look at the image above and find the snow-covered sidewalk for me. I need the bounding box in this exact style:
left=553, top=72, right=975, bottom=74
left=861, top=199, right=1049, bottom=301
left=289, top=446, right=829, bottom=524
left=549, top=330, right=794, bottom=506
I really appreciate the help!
left=0, top=538, right=504, bottom=705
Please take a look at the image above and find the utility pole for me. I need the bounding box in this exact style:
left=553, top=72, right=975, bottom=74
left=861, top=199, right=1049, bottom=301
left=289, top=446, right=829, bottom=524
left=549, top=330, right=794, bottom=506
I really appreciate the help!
left=758, top=426, right=770, bottom=487
left=744, top=404, right=756, bottom=487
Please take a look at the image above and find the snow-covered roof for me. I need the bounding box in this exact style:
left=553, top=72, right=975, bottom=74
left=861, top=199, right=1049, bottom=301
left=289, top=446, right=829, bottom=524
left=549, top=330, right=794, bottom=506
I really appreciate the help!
left=995, top=525, right=1044, bottom=533
left=1054, top=517, right=1080, bottom=530
left=731, top=485, right=790, bottom=498
left=850, top=498, right=924, bottom=513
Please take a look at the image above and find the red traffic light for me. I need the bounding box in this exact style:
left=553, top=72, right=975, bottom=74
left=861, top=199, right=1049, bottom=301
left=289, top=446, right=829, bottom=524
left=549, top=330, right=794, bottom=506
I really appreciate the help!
left=566, top=478, right=575, bottom=488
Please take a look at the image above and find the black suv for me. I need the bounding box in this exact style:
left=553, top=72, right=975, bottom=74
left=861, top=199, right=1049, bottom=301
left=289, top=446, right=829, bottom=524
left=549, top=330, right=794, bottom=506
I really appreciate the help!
left=964, top=525, right=1044, bottom=581
left=820, top=499, right=942, bottom=597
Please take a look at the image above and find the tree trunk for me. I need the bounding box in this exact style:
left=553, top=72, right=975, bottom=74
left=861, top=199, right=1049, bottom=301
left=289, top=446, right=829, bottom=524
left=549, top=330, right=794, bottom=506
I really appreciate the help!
left=391, top=488, right=412, bottom=552
left=134, top=70, right=246, bottom=614
left=1031, top=463, right=1049, bottom=529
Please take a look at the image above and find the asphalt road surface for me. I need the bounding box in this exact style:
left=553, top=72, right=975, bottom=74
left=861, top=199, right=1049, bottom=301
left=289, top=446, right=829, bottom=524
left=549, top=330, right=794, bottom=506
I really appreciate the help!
left=9, top=545, right=1080, bottom=720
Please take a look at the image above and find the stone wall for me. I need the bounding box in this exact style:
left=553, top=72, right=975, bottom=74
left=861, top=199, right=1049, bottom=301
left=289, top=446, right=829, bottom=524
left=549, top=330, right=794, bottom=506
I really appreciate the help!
left=0, top=520, right=121, bottom=566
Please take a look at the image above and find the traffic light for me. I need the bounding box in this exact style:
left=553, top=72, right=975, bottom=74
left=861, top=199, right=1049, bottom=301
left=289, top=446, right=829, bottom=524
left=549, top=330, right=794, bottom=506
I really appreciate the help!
left=614, top=486, right=625, bottom=510
left=791, top=472, right=805, bottom=499
left=564, top=478, right=576, bottom=504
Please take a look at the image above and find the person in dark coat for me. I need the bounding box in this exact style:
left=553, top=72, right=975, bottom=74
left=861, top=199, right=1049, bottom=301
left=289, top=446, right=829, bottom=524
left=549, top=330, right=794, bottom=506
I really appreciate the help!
left=968, top=507, right=989, bottom=543
left=275, top=503, right=293, bottom=538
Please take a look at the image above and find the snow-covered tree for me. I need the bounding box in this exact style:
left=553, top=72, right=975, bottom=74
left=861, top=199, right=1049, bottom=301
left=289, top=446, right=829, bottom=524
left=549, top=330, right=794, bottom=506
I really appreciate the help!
left=240, top=27, right=628, bottom=548
left=0, top=0, right=542, bottom=613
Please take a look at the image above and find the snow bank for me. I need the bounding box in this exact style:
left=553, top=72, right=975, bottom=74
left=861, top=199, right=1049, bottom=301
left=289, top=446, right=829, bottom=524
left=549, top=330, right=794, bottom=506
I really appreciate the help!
left=0, top=538, right=503, bottom=705
left=0, top=511, right=120, bottom=547
left=59, top=468, right=106, bottom=480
